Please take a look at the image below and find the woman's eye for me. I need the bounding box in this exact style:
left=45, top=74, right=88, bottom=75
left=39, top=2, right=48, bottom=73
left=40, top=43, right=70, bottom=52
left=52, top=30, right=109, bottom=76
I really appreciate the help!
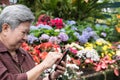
left=27, top=32, right=30, bottom=35
left=22, top=31, right=29, bottom=35
left=22, top=31, right=26, bottom=34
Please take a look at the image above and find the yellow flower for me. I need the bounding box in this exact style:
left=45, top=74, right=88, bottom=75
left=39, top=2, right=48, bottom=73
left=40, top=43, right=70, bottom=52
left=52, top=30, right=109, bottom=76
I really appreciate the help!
left=111, top=51, right=115, bottom=55
left=108, top=53, right=112, bottom=58
left=96, top=41, right=102, bottom=46
left=107, top=43, right=112, bottom=47
left=102, top=45, right=108, bottom=51
left=101, top=53, right=105, bottom=57
left=85, top=47, right=93, bottom=50
left=104, top=51, right=108, bottom=54
left=84, top=42, right=93, bottom=48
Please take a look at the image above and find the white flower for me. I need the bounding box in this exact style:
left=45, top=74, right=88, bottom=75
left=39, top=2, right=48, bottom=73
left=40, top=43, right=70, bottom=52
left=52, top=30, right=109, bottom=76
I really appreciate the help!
left=67, top=64, right=79, bottom=70
left=76, top=49, right=100, bottom=61
left=54, top=29, right=60, bottom=32
left=71, top=42, right=84, bottom=50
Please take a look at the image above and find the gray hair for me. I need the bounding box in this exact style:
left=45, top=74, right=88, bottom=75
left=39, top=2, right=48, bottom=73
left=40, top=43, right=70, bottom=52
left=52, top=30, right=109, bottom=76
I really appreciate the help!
left=0, top=4, right=35, bottom=32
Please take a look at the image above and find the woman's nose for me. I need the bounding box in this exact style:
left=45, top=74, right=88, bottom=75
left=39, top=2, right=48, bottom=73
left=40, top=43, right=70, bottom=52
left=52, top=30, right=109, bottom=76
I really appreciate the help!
left=23, top=34, right=28, bottom=40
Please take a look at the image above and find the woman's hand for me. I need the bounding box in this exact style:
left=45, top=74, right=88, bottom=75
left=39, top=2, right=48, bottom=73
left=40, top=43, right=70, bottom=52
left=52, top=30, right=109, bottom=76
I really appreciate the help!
left=40, top=52, right=63, bottom=69
left=50, top=61, right=66, bottom=79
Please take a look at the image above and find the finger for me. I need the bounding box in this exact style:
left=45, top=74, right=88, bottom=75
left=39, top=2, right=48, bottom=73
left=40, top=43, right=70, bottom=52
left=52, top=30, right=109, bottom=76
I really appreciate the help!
left=56, top=65, right=66, bottom=71
left=49, top=52, right=62, bottom=60
left=60, top=61, right=66, bottom=67
left=55, top=70, right=65, bottom=74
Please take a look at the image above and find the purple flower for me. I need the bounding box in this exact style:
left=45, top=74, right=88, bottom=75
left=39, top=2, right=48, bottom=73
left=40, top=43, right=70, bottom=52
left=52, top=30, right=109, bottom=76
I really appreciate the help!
left=58, top=32, right=69, bottom=41
left=89, top=31, right=100, bottom=40
left=67, top=20, right=76, bottom=25
left=30, top=26, right=39, bottom=30
left=84, top=27, right=93, bottom=32
left=37, top=24, right=52, bottom=30
left=74, top=32, right=80, bottom=38
left=71, top=26, right=78, bottom=31
left=49, top=36, right=61, bottom=44
left=82, top=31, right=91, bottom=39
left=78, top=35, right=88, bottom=44
left=101, top=32, right=107, bottom=37
left=39, top=34, right=50, bottom=41
left=27, top=34, right=39, bottom=44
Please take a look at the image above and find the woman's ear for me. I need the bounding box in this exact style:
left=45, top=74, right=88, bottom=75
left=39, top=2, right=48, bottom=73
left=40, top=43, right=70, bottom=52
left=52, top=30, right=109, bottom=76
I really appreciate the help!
left=2, top=23, right=10, bottom=32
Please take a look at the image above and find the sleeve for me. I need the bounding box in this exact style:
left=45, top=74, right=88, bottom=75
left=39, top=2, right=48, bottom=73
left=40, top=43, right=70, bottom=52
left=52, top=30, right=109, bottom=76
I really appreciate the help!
left=0, top=61, right=27, bottom=80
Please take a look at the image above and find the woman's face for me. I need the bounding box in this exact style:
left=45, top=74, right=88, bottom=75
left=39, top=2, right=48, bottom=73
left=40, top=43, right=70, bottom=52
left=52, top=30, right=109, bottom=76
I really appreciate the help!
left=5, top=22, right=31, bottom=50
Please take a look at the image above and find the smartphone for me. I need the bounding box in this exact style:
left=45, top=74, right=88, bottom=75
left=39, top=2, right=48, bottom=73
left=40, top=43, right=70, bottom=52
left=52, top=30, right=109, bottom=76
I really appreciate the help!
left=54, top=48, right=70, bottom=71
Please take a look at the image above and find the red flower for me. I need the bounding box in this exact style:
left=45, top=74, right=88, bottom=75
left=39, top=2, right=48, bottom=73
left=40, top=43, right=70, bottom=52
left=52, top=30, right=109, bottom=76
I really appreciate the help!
left=22, top=42, right=60, bottom=64
left=33, top=55, right=40, bottom=64
left=39, top=42, right=53, bottom=51
left=21, top=42, right=30, bottom=51
left=40, top=52, right=48, bottom=60
left=50, top=18, right=64, bottom=29
left=36, top=14, right=51, bottom=26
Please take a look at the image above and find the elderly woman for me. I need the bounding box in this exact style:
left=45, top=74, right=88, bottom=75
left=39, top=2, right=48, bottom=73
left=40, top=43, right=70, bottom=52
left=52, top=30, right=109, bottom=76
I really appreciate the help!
left=0, top=4, right=66, bottom=80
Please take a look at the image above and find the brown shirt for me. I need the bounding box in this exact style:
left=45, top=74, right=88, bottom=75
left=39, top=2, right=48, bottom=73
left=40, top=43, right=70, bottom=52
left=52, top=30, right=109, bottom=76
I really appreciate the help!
left=0, top=41, right=36, bottom=80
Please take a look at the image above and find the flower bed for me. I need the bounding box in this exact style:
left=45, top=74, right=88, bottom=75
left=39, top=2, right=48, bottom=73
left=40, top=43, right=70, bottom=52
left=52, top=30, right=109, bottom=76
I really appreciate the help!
left=21, top=14, right=120, bottom=79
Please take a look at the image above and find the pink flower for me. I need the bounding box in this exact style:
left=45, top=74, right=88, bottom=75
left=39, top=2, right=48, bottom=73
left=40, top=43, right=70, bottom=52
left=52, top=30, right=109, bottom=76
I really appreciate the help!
left=114, top=68, right=119, bottom=76
left=101, top=63, right=107, bottom=69
left=85, top=59, right=93, bottom=64
left=69, top=47, right=78, bottom=55
left=94, top=65, right=101, bottom=71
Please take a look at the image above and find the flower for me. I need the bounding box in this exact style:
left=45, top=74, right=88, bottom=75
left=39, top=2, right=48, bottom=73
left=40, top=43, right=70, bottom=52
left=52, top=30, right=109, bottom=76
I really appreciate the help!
left=30, top=26, right=39, bottom=30
left=84, top=27, right=93, bottom=32
left=101, top=32, right=107, bottom=37
left=78, top=35, right=88, bottom=44
left=39, top=34, right=50, bottom=42
left=37, top=24, right=52, bottom=30
left=27, top=34, right=39, bottom=44
left=66, top=20, right=76, bottom=26
left=50, top=18, right=64, bottom=29
left=82, top=31, right=90, bottom=39
left=69, top=47, right=78, bottom=55
left=58, top=32, right=69, bottom=42
left=117, top=45, right=120, bottom=49
left=76, top=49, right=100, bottom=61
left=94, top=55, right=116, bottom=71
left=36, top=14, right=51, bottom=26
left=22, top=15, right=119, bottom=78
left=49, top=36, right=61, bottom=44
left=73, top=32, right=80, bottom=38
left=40, top=52, right=48, bottom=60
